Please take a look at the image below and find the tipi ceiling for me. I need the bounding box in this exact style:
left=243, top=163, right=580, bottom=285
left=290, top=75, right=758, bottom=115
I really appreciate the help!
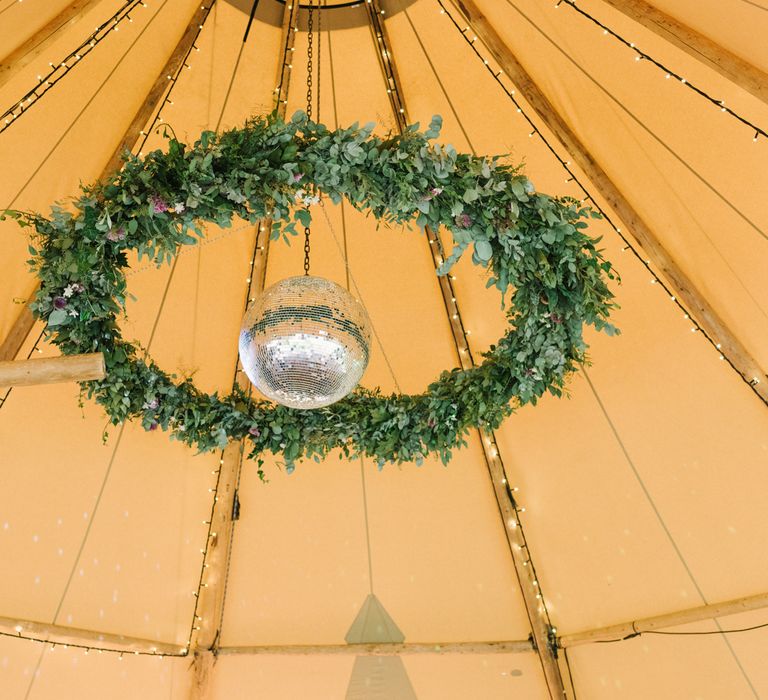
left=0, top=0, right=767, bottom=698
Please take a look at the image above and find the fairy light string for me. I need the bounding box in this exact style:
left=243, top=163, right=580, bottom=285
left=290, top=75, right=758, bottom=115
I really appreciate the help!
left=365, top=5, right=569, bottom=694
left=0, top=0, right=148, bottom=135
left=436, top=0, right=767, bottom=407
left=136, top=2, right=217, bottom=156
left=555, top=0, right=767, bottom=141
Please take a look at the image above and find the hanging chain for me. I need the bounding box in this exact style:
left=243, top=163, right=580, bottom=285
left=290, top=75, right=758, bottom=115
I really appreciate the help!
left=303, top=2, right=318, bottom=275
left=306, top=4, right=313, bottom=121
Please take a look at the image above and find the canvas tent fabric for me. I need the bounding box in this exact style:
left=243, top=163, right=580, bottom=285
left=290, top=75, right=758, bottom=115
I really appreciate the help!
left=0, top=0, right=767, bottom=697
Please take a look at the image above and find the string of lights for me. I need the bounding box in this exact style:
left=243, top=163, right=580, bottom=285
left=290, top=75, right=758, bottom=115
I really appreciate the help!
left=555, top=0, right=766, bottom=141
left=273, top=1, right=299, bottom=109
left=135, top=2, right=217, bottom=156
left=0, top=0, right=147, bottom=135
left=436, top=0, right=767, bottom=407
left=0, top=629, right=184, bottom=658
left=367, top=4, right=570, bottom=695
left=184, top=0, right=271, bottom=654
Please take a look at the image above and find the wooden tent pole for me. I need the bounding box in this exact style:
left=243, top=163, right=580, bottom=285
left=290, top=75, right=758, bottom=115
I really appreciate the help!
left=600, top=0, right=768, bottom=106
left=218, top=640, right=534, bottom=655
left=0, top=305, right=35, bottom=362
left=560, top=590, right=768, bottom=648
left=447, top=0, right=768, bottom=403
left=0, top=615, right=181, bottom=655
left=102, top=2, right=215, bottom=175
left=0, top=0, right=102, bottom=90
left=363, top=3, right=570, bottom=698
left=0, top=353, right=104, bottom=387
left=0, top=2, right=213, bottom=375
left=189, top=6, right=297, bottom=697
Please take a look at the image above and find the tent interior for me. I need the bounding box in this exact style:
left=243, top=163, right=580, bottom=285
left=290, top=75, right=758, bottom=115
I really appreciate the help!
left=0, top=0, right=767, bottom=697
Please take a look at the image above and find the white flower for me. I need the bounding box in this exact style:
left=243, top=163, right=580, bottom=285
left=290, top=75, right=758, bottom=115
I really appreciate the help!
left=174, top=202, right=185, bottom=214
left=294, top=188, right=306, bottom=201
left=68, top=309, right=78, bottom=317
left=62, top=284, right=75, bottom=298
left=302, top=194, right=320, bottom=206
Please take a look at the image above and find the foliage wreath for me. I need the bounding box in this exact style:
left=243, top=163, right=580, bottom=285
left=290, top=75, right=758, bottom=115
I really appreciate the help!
left=13, top=112, right=617, bottom=473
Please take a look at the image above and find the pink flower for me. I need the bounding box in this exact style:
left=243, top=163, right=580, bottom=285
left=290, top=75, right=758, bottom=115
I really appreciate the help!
left=454, top=213, right=472, bottom=228
left=149, top=421, right=158, bottom=431
left=150, top=195, right=168, bottom=213
left=293, top=173, right=304, bottom=183
left=106, top=226, right=126, bottom=242
left=248, top=426, right=261, bottom=437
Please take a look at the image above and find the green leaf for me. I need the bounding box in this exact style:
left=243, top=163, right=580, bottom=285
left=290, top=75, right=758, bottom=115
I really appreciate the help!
left=47, top=309, right=69, bottom=326
left=474, top=240, right=492, bottom=261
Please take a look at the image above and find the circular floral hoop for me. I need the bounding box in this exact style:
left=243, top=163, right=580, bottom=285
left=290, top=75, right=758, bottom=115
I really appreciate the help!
left=14, top=112, right=617, bottom=473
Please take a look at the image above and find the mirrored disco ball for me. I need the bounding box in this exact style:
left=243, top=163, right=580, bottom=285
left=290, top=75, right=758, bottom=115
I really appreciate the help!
left=239, top=276, right=372, bottom=410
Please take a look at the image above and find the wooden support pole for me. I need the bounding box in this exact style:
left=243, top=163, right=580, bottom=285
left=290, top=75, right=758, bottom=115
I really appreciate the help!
left=190, top=651, right=215, bottom=700
left=188, top=5, right=297, bottom=675
left=0, top=352, right=104, bottom=387
left=599, top=0, right=768, bottom=106
left=102, top=2, right=216, bottom=176
left=218, top=640, right=534, bottom=655
left=0, top=2, right=215, bottom=367
left=0, top=304, right=35, bottom=362
left=559, top=591, right=768, bottom=648
left=364, top=4, right=570, bottom=698
left=0, top=0, right=102, bottom=90
left=448, top=0, right=768, bottom=403
left=193, top=441, right=242, bottom=651
left=0, top=615, right=181, bottom=655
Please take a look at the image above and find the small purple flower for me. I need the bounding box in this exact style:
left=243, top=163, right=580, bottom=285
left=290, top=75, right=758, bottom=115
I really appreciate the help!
left=293, top=173, right=304, bottom=183
left=454, top=213, right=472, bottom=229
left=427, top=418, right=436, bottom=428
left=150, top=195, right=168, bottom=213
left=149, top=421, right=158, bottom=431
left=106, top=226, right=126, bottom=242
left=550, top=313, right=563, bottom=325
left=71, top=283, right=85, bottom=293
left=248, top=426, right=261, bottom=438
left=53, top=296, right=67, bottom=310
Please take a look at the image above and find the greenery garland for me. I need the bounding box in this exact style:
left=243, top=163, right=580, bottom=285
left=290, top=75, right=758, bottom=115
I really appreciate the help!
left=10, top=112, right=618, bottom=475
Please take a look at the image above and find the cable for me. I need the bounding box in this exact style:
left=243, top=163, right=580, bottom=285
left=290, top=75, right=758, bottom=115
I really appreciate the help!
left=581, top=367, right=760, bottom=697
left=437, top=0, right=768, bottom=407
left=136, top=2, right=216, bottom=155
left=0, top=0, right=146, bottom=135
left=556, top=0, right=766, bottom=139
left=594, top=620, right=768, bottom=643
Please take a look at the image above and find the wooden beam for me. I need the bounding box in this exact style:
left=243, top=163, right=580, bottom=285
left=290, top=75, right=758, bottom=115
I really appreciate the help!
left=188, top=2, right=297, bottom=666
left=193, top=442, right=241, bottom=651
left=364, top=4, right=570, bottom=698
left=0, top=0, right=102, bottom=90
left=0, top=2, right=216, bottom=372
left=560, top=590, right=768, bottom=648
left=219, top=640, right=534, bottom=655
left=449, top=0, right=768, bottom=403
left=0, top=352, right=104, bottom=387
left=102, top=2, right=216, bottom=175
left=0, top=615, right=181, bottom=655
left=599, top=0, right=768, bottom=106
left=190, top=651, right=215, bottom=700
left=0, top=304, right=35, bottom=361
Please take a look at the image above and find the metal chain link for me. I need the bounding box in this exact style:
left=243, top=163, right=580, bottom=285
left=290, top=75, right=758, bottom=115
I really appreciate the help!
left=304, top=2, right=315, bottom=275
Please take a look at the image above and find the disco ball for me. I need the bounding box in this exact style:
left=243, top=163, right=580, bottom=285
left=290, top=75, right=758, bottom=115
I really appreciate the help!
left=239, top=275, right=372, bottom=410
